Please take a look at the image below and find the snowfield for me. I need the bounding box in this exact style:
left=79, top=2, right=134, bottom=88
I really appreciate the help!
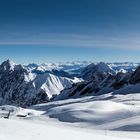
left=0, top=118, right=134, bottom=140
left=0, top=93, right=140, bottom=140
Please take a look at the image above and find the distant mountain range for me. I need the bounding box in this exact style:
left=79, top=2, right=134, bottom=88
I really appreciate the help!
left=25, top=61, right=140, bottom=75
left=0, top=59, right=140, bottom=107
left=56, top=62, right=140, bottom=100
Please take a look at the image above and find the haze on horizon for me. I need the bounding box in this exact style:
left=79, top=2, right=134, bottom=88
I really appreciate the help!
left=0, top=0, right=140, bottom=63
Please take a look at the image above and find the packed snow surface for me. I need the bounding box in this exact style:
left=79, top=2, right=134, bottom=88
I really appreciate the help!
left=0, top=118, right=136, bottom=140
left=0, top=93, right=140, bottom=140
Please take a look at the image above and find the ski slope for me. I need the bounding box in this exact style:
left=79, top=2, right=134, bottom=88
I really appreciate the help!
left=0, top=93, right=140, bottom=140
left=32, top=93, right=140, bottom=131
left=0, top=117, right=138, bottom=140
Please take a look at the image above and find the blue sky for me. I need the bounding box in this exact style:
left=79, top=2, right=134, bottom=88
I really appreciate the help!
left=0, top=0, right=140, bottom=63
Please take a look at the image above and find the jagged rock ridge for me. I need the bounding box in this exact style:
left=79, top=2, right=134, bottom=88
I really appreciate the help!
left=55, top=63, right=140, bottom=100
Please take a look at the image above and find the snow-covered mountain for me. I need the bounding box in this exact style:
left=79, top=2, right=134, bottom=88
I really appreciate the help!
left=108, top=62, right=140, bottom=73
left=80, top=62, right=115, bottom=80
left=25, top=61, right=91, bottom=75
left=0, top=60, right=81, bottom=107
left=0, top=59, right=140, bottom=107
left=55, top=64, right=140, bottom=100
left=25, top=61, right=140, bottom=77
left=32, top=73, right=81, bottom=99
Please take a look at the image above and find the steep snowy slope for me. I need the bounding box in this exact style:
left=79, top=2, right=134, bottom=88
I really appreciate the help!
left=32, top=73, right=81, bottom=99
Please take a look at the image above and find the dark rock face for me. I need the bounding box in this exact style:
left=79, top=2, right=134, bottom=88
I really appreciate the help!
left=111, top=72, right=130, bottom=89
left=65, top=71, right=108, bottom=98
left=0, top=60, right=48, bottom=107
left=0, top=60, right=78, bottom=107
left=129, top=66, right=140, bottom=84
left=56, top=66, right=140, bottom=100
left=68, top=81, right=90, bottom=97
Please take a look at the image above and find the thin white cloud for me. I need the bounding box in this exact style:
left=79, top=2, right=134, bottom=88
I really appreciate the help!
left=0, top=32, right=140, bottom=51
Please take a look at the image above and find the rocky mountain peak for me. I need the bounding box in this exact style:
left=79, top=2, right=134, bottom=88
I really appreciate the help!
left=80, top=62, right=115, bottom=80
left=0, top=59, right=15, bottom=72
